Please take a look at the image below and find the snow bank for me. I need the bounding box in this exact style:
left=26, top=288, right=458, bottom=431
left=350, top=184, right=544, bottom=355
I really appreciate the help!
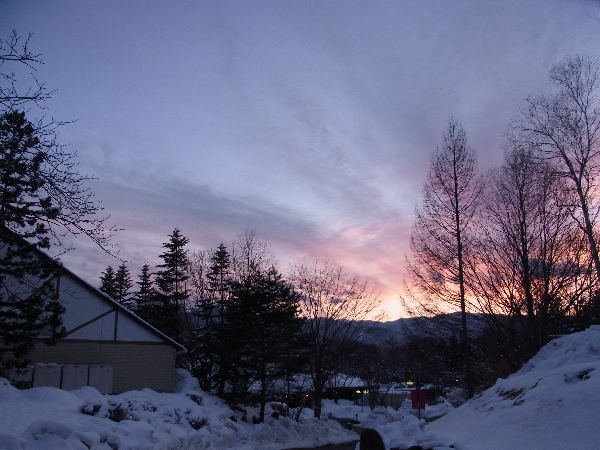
left=372, top=415, right=457, bottom=450
left=0, top=369, right=355, bottom=450
left=319, top=397, right=457, bottom=449
left=428, top=325, right=600, bottom=450
left=516, top=325, right=600, bottom=375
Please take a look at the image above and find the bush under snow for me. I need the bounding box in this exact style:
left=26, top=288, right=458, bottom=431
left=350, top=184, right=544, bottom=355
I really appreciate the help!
left=0, top=369, right=355, bottom=450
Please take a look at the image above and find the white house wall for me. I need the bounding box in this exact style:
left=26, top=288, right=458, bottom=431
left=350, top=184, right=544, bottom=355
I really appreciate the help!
left=59, top=273, right=162, bottom=343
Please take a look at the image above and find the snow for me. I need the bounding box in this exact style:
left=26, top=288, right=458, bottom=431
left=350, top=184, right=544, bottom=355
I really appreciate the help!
left=2, top=326, right=600, bottom=449
left=0, top=370, right=356, bottom=450
left=427, top=325, right=600, bottom=450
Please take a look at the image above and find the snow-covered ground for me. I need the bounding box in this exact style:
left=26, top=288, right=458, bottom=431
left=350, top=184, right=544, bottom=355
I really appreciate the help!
left=0, top=370, right=356, bottom=450
left=427, top=325, right=600, bottom=450
left=1, top=325, right=599, bottom=449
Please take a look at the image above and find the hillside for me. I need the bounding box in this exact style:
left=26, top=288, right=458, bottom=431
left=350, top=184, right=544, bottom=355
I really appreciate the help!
left=427, top=325, right=600, bottom=450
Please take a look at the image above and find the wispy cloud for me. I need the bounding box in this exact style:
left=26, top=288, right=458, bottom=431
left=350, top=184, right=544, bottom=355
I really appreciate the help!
left=3, top=0, right=600, bottom=319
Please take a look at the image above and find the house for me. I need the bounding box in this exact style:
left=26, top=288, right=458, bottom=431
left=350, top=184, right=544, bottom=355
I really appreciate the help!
left=0, top=226, right=187, bottom=394
left=22, top=262, right=186, bottom=393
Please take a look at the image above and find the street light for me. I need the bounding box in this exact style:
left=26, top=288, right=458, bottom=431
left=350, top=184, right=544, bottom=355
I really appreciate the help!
left=355, top=389, right=368, bottom=413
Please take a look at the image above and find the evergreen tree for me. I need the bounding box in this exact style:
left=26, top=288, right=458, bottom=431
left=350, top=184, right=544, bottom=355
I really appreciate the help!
left=187, top=244, right=231, bottom=391
left=99, top=266, right=117, bottom=299
left=214, top=267, right=304, bottom=420
left=114, top=263, right=133, bottom=306
left=0, top=235, right=64, bottom=377
left=133, top=263, right=154, bottom=309
left=0, top=110, right=66, bottom=377
left=0, top=39, right=112, bottom=379
left=153, top=228, right=190, bottom=341
left=155, top=228, right=189, bottom=307
left=207, top=243, right=232, bottom=303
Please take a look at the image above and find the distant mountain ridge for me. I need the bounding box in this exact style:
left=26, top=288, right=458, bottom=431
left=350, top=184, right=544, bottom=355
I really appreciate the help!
left=357, top=312, right=488, bottom=345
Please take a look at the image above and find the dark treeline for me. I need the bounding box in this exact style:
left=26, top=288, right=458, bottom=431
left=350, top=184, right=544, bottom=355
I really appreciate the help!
left=98, top=230, right=381, bottom=421
left=404, top=54, right=600, bottom=398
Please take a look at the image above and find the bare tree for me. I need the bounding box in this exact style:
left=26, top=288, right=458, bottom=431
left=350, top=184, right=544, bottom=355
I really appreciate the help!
left=1, top=31, right=53, bottom=109
left=1, top=31, right=114, bottom=252
left=187, top=249, right=210, bottom=305
left=231, top=230, right=275, bottom=283
left=405, top=119, right=483, bottom=398
left=514, top=54, right=600, bottom=280
left=473, top=145, right=588, bottom=368
left=290, top=261, right=381, bottom=418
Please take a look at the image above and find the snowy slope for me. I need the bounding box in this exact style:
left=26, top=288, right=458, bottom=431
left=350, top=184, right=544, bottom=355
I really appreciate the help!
left=427, top=325, right=600, bottom=450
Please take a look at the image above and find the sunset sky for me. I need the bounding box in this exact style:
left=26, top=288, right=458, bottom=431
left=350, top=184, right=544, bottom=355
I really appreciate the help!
left=2, top=0, right=600, bottom=319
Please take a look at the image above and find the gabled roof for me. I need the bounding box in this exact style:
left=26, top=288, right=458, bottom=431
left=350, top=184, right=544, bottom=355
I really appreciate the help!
left=0, top=225, right=185, bottom=352
left=59, top=263, right=186, bottom=352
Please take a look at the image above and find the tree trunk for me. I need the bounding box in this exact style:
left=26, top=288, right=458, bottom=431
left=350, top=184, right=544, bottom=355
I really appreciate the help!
left=259, top=359, right=267, bottom=423
left=313, top=362, right=322, bottom=419
left=454, top=147, right=475, bottom=399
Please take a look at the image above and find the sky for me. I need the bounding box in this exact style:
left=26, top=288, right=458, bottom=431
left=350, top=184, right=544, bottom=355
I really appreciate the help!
left=2, top=0, right=600, bottom=320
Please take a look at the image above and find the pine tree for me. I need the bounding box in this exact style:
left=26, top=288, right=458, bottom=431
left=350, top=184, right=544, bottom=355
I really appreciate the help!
left=153, top=228, right=190, bottom=341
left=0, top=110, right=66, bottom=377
left=1, top=40, right=112, bottom=378
left=207, top=243, right=231, bottom=303
left=133, top=263, right=154, bottom=309
left=155, top=228, right=189, bottom=308
left=214, top=267, right=304, bottom=420
left=114, top=263, right=132, bottom=306
left=187, top=244, right=231, bottom=391
left=99, top=266, right=117, bottom=299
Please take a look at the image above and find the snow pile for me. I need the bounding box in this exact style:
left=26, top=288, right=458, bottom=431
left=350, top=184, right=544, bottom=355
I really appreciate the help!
left=374, top=416, right=456, bottom=450
left=0, top=369, right=355, bottom=450
left=422, top=397, right=454, bottom=419
left=321, top=395, right=453, bottom=426
left=351, top=405, right=405, bottom=429
left=319, top=397, right=458, bottom=449
left=428, top=325, right=600, bottom=450
left=342, top=399, right=457, bottom=449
